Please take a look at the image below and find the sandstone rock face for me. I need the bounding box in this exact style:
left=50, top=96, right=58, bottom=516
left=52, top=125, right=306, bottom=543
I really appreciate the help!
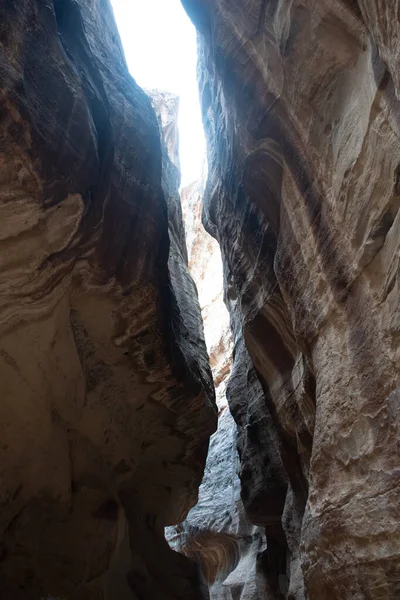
left=181, top=177, right=232, bottom=393
left=181, top=1, right=400, bottom=598
left=0, top=2, right=216, bottom=598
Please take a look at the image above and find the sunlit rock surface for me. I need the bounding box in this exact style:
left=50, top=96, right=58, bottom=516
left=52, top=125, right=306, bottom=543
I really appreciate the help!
left=182, top=0, right=400, bottom=598
left=0, top=2, right=216, bottom=598
left=181, top=178, right=232, bottom=393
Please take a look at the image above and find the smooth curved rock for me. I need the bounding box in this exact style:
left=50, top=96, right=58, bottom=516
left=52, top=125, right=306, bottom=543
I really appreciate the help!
left=0, top=2, right=216, bottom=598
left=181, top=0, right=400, bottom=598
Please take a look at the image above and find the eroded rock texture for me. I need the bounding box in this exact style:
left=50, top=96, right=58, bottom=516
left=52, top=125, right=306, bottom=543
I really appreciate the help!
left=0, top=2, right=216, bottom=598
left=167, top=177, right=267, bottom=599
left=181, top=0, right=400, bottom=598
left=181, top=177, right=232, bottom=392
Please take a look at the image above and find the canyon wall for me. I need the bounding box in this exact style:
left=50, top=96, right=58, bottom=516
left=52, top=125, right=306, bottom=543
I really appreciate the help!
left=181, top=0, right=400, bottom=598
left=0, top=2, right=216, bottom=599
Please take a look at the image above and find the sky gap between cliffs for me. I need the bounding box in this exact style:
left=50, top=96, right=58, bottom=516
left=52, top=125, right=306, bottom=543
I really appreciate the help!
left=111, top=0, right=205, bottom=186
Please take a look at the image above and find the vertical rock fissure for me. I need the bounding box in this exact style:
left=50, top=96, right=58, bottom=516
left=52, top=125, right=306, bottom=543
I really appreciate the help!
left=148, top=105, right=267, bottom=595
left=146, top=22, right=273, bottom=597
left=167, top=175, right=268, bottom=599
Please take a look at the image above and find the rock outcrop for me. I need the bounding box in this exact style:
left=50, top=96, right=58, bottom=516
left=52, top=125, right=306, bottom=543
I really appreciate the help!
left=0, top=2, right=216, bottom=598
left=181, top=1, right=400, bottom=598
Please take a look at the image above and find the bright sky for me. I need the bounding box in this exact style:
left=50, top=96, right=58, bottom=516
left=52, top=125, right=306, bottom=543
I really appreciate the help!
left=111, top=0, right=205, bottom=186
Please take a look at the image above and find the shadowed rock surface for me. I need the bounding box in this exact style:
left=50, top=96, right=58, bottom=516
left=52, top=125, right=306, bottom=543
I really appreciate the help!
left=181, top=0, right=400, bottom=598
left=0, top=2, right=216, bottom=598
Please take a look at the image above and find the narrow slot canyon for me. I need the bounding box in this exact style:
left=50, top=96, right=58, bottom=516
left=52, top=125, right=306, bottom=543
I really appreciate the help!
left=0, top=1, right=399, bottom=600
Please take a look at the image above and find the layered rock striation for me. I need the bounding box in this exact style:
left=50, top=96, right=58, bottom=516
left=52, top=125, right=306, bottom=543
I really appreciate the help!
left=0, top=2, right=216, bottom=598
left=181, top=1, right=400, bottom=598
